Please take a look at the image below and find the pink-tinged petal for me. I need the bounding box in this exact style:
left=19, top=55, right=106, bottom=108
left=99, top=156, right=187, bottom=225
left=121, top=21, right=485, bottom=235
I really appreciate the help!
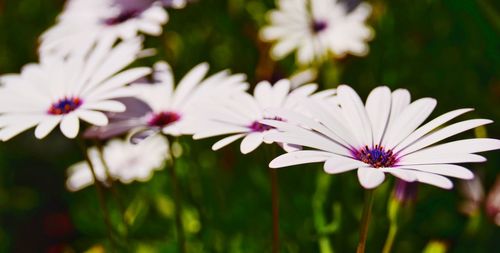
left=35, top=116, right=62, bottom=139
left=397, top=164, right=473, bottom=180
left=60, top=113, right=80, bottom=138
left=269, top=150, right=332, bottom=168
left=240, top=132, right=264, bottom=154
left=85, top=67, right=152, bottom=98
left=393, top=108, right=473, bottom=153
left=212, top=133, right=246, bottom=151
left=357, top=167, right=386, bottom=189
left=77, top=110, right=108, bottom=126
left=383, top=98, right=436, bottom=149
left=399, top=153, right=486, bottom=165
left=412, top=171, right=453, bottom=189
left=399, top=119, right=494, bottom=155
left=365, top=86, right=391, bottom=145
left=264, top=130, right=350, bottom=156
left=380, top=168, right=417, bottom=182
left=193, top=124, right=249, bottom=139
left=324, top=154, right=367, bottom=174
left=337, top=85, right=373, bottom=145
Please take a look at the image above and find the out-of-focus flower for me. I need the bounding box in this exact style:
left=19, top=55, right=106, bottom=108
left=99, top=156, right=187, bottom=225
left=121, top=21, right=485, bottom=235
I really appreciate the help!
left=459, top=176, right=484, bottom=216
left=84, top=61, right=248, bottom=142
left=265, top=85, right=500, bottom=189
left=66, top=135, right=168, bottom=191
left=486, top=175, right=500, bottom=226
left=39, top=0, right=176, bottom=57
left=193, top=79, right=336, bottom=154
left=0, top=38, right=149, bottom=140
left=260, top=0, right=373, bottom=65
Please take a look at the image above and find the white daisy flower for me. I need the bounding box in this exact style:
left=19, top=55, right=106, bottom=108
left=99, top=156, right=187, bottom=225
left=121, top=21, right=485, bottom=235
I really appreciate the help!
left=66, top=134, right=168, bottom=191
left=0, top=38, right=150, bottom=141
left=84, top=61, right=249, bottom=142
left=193, top=79, right=336, bottom=154
left=264, top=85, right=500, bottom=189
left=39, top=0, right=169, bottom=57
left=260, top=0, right=373, bottom=65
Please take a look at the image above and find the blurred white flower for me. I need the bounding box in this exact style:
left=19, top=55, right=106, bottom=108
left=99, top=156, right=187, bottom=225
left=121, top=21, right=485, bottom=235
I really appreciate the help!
left=193, top=79, right=336, bottom=154
left=66, top=135, right=168, bottom=191
left=39, top=0, right=171, bottom=57
left=84, top=61, right=249, bottom=142
left=264, top=85, right=500, bottom=189
left=260, top=0, right=373, bottom=65
left=0, top=38, right=149, bottom=140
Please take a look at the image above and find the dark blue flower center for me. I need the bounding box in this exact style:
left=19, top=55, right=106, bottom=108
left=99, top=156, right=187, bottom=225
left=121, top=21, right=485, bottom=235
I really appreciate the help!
left=353, top=145, right=397, bottom=168
left=249, top=117, right=284, bottom=132
left=48, top=97, right=83, bottom=115
left=148, top=111, right=181, bottom=127
left=311, top=20, right=328, bottom=33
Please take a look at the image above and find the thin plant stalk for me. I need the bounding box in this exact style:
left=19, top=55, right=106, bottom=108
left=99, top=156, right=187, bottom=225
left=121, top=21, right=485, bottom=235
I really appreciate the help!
left=382, top=223, right=398, bottom=253
left=96, top=144, right=130, bottom=237
left=356, top=189, right=375, bottom=253
left=77, top=139, right=118, bottom=251
left=167, top=138, right=186, bottom=253
left=270, top=167, right=280, bottom=253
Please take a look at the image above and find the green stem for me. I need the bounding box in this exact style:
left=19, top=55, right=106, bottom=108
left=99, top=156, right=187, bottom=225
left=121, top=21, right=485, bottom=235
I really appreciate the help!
left=77, top=139, right=117, bottom=251
left=167, top=138, right=186, bottom=253
left=96, top=144, right=129, bottom=236
left=356, top=190, right=375, bottom=253
left=382, top=224, right=398, bottom=253
left=270, top=168, right=280, bottom=253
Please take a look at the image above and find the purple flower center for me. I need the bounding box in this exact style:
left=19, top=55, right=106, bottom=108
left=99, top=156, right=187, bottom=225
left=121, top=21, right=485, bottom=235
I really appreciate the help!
left=353, top=145, right=397, bottom=168
left=148, top=111, right=181, bottom=127
left=249, top=117, right=284, bottom=132
left=103, top=9, right=142, bottom=25
left=311, top=20, right=328, bottom=33
left=48, top=97, right=83, bottom=115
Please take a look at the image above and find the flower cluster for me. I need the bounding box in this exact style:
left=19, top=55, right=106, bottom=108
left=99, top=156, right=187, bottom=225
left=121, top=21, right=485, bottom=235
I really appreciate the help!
left=0, top=0, right=499, bottom=251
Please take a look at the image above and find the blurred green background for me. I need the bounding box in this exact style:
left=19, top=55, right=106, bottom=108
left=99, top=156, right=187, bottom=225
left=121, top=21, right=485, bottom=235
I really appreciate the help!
left=0, top=0, right=499, bottom=252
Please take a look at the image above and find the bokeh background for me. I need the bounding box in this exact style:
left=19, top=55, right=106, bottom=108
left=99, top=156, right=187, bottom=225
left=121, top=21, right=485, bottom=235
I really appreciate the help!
left=0, top=0, right=499, bottom=252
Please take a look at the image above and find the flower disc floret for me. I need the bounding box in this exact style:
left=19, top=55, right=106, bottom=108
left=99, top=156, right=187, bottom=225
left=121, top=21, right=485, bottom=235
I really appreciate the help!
left=148, top=111, right=181, bottom=127
left=48, top=97, right=83, bottom=115
left=353, top=145, right=397, bottom=168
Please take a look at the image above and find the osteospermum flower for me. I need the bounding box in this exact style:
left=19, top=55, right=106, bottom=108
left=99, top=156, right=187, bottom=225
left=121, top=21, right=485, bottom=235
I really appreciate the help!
left=193, top=79, right=336, bottom=154
left=66, top=135, right=168, bottom=191
left=264, top=85, right=500, bottom=189
left=260, top=0, right=373, bottom=65
left=40, top=0, right=174, bottom=57
left=0, top=38, right=150, bottom=140
left=84, top=61, right=249, bottom=142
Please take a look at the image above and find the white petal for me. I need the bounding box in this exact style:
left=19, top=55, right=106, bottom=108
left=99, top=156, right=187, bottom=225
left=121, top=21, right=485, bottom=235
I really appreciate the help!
left=365, top=86, right=391, bottom=145
left=383, top=98, right=436, bottom=149
left=172, top=63, right=209, bottom=108
left=60, top=113, right=80, bottom=138
left=324, top=155, right=367, bottom=174
left=82, top=100, right=126, bottom=112
left=357, top=167, right=386, bottom=189
left=379, top=168, right=417, bottom=182
left=397, top=164, right=473, bottom=180
left=393, top=108, right=473, bottom=153
left=403, top=138, right=500, bottom=158
left=337, top=85, right=373, bottom=146
left=386, top=89, right=411, bottom=127
left=212, top=133, right=246, bottom=151
left=399, top=153, right=486, bottom=165
left=34, top=116, right=61, bottom=139
left=269, top=150, right=332, bottom=168
left=77, top=110, right=108, bottom=126
left=240, top=132, right=264, bottom=154
left=412, top=171, right=453, bottom=189
left=399, top=119, right=493, bottom=156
